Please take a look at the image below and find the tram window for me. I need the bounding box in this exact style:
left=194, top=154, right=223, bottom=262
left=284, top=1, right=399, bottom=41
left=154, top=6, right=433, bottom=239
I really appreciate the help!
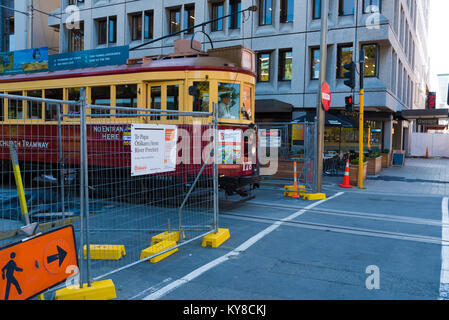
left=116, top=84, right=137, bottom=115
left=218, top=83, right=240, bottom=119
left=45, top=88, right=63, bottom=121
left=27, top=90, right=42, bottom=119
left=68, top=88, right=80, bottom=114
left=150, top=86, right=161, bottom=120
left=91, top=86, right=111, bottom=115
left=8, top=91, right=23, bottom=119
left=192, top=81, right=209, bottom=113
left=167, top=85, right=179, bottom=120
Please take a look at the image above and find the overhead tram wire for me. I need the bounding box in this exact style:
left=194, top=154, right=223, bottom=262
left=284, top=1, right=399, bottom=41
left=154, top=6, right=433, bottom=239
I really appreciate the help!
left=130, top=5, right=258, bottom=52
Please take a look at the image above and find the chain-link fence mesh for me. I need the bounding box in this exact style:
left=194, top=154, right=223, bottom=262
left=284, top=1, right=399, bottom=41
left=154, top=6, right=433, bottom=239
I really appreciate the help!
left=256, top=122, right=316, bottom=192
left=0, top=93, right=219, bottom=293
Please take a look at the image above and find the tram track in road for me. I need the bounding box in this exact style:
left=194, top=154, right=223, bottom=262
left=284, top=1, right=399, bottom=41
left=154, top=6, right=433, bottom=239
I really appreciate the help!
left=221, top=199, right=447, bottom=228
left=219, top=201, right=447, bottom=245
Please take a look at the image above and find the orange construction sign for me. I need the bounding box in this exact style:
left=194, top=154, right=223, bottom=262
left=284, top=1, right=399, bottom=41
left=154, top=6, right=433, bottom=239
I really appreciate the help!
left=0, top=225, right=78, bottom=300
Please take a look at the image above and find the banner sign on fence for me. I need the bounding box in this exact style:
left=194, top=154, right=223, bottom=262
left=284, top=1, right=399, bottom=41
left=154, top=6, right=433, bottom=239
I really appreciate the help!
left=218, top=130, right=242, bottom=165
left=0, top=47, right=49, bottom=75
left=131, top=124, right=177, bottom=176
left=0, top=225, right=78, bottom=300
left=49, top=46, right=130, bottom=71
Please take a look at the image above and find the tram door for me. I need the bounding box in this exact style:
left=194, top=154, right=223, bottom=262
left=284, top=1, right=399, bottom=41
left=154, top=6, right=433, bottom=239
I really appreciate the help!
left=146, top=81, right=184, bottom=122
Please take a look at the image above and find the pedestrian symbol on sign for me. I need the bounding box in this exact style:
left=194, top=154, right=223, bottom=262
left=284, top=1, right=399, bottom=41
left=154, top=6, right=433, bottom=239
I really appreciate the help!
left=2, top=252, right=23, bottom=300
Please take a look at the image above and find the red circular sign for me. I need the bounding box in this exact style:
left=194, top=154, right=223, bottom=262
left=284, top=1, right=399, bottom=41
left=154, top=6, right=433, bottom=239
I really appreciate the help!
left=321, top=82, right=331, bottom=111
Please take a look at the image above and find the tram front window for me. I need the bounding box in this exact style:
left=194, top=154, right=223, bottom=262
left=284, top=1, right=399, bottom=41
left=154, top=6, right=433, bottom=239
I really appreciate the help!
left=45, top=88, right=63, bottom=121
left=192, top=81, right=209, bottom=113
left=8, top=91, right=23, bottom=119
left=218, top=83, right=240, bottom=119
left=167, top=85, right=179, bottom=120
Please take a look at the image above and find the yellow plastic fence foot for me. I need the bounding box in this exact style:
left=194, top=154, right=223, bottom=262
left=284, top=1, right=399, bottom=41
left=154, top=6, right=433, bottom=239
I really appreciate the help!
left=284, top=185, right=306, bottom=197
left=82, top=245, right=126, bottom=260
left=151, top=231, right=185, bottom=246
left=140, top=240, right=178, bottom=263
left=202, top=229, right=230, bottom=248
left=303, top=193, right=327, bottom=201
left=55, top=279, right=117, bottom=300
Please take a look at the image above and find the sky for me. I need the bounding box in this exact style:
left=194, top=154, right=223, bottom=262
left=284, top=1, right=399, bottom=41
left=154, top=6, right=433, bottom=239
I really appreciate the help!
left=428, top=0, right=449, bottom=91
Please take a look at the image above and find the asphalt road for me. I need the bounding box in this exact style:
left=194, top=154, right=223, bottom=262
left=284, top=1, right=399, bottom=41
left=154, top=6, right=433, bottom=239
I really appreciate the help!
left=101, top=186, right=446, bottom=300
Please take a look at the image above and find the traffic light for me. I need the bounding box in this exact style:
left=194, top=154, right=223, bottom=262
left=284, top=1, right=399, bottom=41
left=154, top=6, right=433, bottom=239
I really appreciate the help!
left=345, top=95, right=354, bottom=112
left=343, top=61, right=356, bottom=90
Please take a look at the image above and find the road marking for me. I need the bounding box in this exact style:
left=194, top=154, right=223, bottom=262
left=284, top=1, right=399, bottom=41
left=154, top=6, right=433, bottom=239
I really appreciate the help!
left=129, top=278, right=172, bottom=300
left=440, top=197, right=449, bottom=299
left=142, top=192, right=344, bottom=300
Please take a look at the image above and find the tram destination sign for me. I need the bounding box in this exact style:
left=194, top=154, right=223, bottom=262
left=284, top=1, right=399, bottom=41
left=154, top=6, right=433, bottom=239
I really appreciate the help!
left=49, top=46, right=130, bottom=71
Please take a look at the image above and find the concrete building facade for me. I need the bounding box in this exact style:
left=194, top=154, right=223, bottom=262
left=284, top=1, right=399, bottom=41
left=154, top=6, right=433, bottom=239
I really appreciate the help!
left=46, top=0, right=430, bottom=152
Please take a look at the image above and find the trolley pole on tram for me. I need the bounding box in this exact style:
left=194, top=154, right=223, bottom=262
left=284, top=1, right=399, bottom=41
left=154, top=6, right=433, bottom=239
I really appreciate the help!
left=315, top=0, right=329, bottom=193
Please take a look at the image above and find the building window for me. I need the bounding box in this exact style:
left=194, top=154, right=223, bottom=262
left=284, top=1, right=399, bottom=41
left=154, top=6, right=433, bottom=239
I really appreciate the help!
left=229, top=0, right=241, bottom=29
left=363, top=0, right=381, bottom=13
left=169, top=8, right=181, bottom=33
left=184, top=5, right=195, bottom=34
left=362, top=44, right=378, bottom=77
left=97, top=18, right=107, bottom=45
left=337, top=44, right=353, bottom=78
left=3, top=16, right=14, bottom=52
left=144, top=11, right=154, bottom=39
left=311, top=48, right=320, bottom=80
left=280, top=0, right=294, bottom=23
left=109, top=16, right=117, bottom=43
left=130, top=13, right=142, bottom=41
left=313, top=0, right=321, bottom=19
left=257, top=52, right=271, bottom=82
left=279, top=49, right=293, bottom=81
left=259, top=0, right=273, bottom=25
left=339, top=0, right=355, bottom=16
left=211, top=2, right=224, bottom=31
left=69, top=21, right=84, bottom=52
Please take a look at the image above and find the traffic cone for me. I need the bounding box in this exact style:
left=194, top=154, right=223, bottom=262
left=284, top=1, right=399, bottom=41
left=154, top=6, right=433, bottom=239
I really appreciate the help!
left=292, top=161, right=300, bottom=198
left=339, top=159, right=353, bottom=189
left=426, top=147, right=429, bottom=159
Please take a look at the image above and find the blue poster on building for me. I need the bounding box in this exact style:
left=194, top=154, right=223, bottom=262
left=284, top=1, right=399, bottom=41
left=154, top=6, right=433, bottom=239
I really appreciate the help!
left=49, top=46, right=130, bottom=71
left=0, top=47, right=49, bottom=75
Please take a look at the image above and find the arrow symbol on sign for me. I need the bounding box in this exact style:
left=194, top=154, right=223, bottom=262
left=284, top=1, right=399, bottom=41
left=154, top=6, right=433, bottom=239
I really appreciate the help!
left=46, top=245, right=67, bottom=267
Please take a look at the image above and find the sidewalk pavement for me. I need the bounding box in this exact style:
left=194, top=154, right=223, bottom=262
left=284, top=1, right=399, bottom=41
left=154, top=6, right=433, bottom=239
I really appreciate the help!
left=323, top=157, right=449, bottom=196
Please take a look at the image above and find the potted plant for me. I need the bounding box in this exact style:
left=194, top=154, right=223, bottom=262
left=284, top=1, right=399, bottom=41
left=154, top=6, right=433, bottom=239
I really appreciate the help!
left=367, top=152, right=382, bottom=175
left=349, top=158, right=368, bottom=186
left=381, top=149, right=391, bottom=168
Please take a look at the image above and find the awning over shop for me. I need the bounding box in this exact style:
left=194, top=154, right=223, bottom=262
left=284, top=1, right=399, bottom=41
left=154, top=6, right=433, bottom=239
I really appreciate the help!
left=255, top=99, right=294, bottom=113
left=293, top=112, right=358, bottom=128
left=400, top=108, right=449, bottom=120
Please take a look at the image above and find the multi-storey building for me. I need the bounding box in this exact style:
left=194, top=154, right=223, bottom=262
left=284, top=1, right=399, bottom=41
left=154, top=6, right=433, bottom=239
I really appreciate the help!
left=48, top=0, right=431, bottom=153
left=0, top=0, right=59, bottom=53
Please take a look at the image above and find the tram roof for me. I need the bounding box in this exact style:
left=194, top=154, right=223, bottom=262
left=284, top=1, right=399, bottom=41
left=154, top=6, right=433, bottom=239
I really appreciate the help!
left=0, top=55, right=256, bottom=84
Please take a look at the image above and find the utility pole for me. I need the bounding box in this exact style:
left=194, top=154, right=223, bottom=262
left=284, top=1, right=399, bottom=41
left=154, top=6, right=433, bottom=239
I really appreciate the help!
left=358, top=49, right=365, bottom=189
left=315, top=0, right=329, bottom=193
left=27, top=0, right=33, bottom=49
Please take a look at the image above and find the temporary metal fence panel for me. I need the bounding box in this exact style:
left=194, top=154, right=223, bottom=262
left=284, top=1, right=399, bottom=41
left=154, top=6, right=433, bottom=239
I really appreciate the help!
left=0, top=93, right=219, bottom=293
left=256, top=122, right=316, bottom=191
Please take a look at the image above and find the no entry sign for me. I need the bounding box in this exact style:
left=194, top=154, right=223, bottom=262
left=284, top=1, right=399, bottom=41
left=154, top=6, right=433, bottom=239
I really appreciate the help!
left=0, top=225, right=78, bottom=300
left=321, top=82, right=331, bottom=111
